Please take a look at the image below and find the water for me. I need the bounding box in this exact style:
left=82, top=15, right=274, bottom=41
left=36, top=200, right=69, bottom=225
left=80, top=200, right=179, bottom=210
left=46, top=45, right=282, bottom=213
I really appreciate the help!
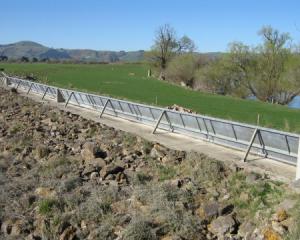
left=247, top=95, right=300, bottom=109
left=288, top=96, right=300, bottom=109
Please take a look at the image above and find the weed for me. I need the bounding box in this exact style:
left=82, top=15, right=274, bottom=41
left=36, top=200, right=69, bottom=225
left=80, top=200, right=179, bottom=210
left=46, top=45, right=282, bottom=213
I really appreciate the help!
left=38, top=198, right=58, bottom=215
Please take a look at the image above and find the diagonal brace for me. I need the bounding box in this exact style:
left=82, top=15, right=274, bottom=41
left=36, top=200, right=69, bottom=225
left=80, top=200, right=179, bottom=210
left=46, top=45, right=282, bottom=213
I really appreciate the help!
left=65, top=92, right=74, bottom=107
left=42, top=87, right=50, bottom=100
left=243, top=128, right=259, bottom=162
left=152, top=111, right=174, bottom=134
left=27, top=83, right=34, bottom=94
left=100, top=99, right=112, bottom=118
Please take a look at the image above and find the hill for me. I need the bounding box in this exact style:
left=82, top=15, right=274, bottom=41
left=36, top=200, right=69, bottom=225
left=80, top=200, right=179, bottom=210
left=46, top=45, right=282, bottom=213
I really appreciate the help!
left=0, top=41, right=145, bottom=62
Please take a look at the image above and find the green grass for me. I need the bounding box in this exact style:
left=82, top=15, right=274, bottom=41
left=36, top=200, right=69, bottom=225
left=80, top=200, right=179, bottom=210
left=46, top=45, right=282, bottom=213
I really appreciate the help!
left=1, top=63, right=300, bottom=132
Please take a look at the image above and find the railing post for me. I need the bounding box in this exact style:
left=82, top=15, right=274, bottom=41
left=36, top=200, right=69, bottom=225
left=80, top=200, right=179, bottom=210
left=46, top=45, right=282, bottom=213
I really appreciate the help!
left=243, top=128, right=258, bottom=162
left=100, top=99, right=110, bottom=118
left=296, top=137, right=300, bottom=180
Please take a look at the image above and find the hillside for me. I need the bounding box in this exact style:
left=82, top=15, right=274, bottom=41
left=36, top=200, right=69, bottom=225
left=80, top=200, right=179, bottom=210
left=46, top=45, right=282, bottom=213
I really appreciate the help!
left=0, top=41, right=145, bottom=62
left=1, top=87, right=300, bottom=239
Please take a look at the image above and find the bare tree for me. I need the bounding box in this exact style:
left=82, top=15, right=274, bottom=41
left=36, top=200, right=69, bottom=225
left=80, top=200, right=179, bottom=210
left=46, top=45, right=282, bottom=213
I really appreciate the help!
left=148, top=24, right=178, bottom=71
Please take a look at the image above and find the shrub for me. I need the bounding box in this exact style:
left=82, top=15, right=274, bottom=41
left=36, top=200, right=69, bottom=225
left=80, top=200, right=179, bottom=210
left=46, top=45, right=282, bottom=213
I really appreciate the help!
left=123, top=216, right=157, bottom=240
left=165, top=54, right=198, bottom=87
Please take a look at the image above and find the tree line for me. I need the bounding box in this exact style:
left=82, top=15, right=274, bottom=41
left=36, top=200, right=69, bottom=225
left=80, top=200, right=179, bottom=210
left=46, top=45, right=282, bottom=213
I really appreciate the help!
left=147, top=24, right=300, bottom=105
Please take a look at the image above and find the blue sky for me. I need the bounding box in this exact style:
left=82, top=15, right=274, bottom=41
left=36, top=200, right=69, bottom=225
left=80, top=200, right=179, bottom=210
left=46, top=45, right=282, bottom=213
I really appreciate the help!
left=1, top=0, right=300, bottom=52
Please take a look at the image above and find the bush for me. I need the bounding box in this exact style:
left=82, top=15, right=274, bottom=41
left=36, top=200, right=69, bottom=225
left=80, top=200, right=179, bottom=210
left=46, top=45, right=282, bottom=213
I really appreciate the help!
left=123, top=216, right=157, bottom=240
left=165, top=54, right=198, bottom=87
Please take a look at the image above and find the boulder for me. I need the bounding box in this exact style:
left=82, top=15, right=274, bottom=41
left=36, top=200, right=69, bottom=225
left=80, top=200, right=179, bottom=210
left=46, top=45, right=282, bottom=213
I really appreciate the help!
left=81, top=142, right=100, bottom=161
left=196, top=202, right=219, bottom=221
left=100, top=163, right=124, bottom=179
left=208, top=215, right=236, bottom=236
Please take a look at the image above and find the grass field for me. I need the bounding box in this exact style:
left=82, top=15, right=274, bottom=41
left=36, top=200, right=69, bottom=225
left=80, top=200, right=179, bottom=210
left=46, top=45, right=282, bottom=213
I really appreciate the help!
left=1, top=63, right=300, bottom=133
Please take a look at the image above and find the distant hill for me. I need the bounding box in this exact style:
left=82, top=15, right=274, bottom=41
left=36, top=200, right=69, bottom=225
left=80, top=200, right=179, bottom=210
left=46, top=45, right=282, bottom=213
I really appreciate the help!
left=0, top=41, right=145, bottom=62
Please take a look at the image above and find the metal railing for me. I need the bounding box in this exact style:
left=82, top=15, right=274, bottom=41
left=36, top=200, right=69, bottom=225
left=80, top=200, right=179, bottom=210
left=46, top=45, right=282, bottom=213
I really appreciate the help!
left=2, top=73, right=300, bottom=179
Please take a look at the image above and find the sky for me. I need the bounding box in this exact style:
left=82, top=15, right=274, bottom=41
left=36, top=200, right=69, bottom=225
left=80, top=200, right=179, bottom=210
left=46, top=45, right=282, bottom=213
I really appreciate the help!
left=1, top=0, right=300, bottom=52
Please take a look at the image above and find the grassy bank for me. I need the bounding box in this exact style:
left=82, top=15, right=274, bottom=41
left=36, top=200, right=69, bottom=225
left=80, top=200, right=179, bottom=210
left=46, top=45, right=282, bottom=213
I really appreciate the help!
left=1, top=62, right=300, bottom=132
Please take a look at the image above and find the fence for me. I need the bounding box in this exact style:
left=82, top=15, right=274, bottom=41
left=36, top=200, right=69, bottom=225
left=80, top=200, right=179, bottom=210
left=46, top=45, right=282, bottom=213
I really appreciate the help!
left=1, top=73, right=300, bottom=180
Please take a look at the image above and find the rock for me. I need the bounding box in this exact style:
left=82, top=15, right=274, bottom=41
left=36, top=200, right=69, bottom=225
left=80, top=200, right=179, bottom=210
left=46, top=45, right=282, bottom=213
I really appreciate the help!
left=208, top=215, right=236, bottom=236
left=35, top=187, right=57, bottom=198
left=263, top=227, right=282, bottom=240
left=90, top=171, right=99, bottom=180
left=274, top=209, right=288, bottom=222
left=238, top=220, right=255, bottom=237
left=277, top=199, right=297, bottom=212
left=245, top=172, right=261, bottom=184
left=271, top=221, right=286, bottom=235
left=196, top=202, right=219, bottom=221
left=150, top=143, right=166, bottom=159
left=59, top=225, right=77, bottom=240
left=90, top=158, right=106, bottom=168
left=1, top=219, right=13, bottom=235
left=100, top=163, right=124, bottom=179
left=81, top=142, right=100, bottom=161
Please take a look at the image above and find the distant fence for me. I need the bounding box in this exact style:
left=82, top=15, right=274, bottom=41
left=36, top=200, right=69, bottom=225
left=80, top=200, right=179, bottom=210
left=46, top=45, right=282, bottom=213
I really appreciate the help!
left=1, top=73, right=300, bottom=180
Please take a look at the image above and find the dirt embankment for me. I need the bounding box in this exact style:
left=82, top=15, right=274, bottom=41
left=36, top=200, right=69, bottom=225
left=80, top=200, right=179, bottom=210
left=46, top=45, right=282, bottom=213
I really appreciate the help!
left=0, top=88, right=300, bottom=240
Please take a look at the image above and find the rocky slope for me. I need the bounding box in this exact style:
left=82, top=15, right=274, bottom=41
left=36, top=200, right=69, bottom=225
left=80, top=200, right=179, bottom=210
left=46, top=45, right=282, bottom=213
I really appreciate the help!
left=0, top=87, right=300, bottom=240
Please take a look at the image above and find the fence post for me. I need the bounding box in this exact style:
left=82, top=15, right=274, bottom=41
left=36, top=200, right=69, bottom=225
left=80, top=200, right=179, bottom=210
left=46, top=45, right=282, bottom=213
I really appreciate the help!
left=243, top=128, right=258, bottom=162
left=296, top=138, right=300, bottom=180
left=56, top=89, right=65, bottom=103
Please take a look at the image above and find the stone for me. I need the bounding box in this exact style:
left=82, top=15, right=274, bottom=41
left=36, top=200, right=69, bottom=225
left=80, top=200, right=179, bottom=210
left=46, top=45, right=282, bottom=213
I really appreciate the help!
left=238, top=220, right=255, bottom=237
left=90, top=171, right=99, bottom=180
left=196, top=202, right=219, bottom=221
left=81, top=142, right=99, bottom=161
left=208, top=215, right=236, bottom=236
left=100, top=164, right=124, bottom=179
left=277, top=199, right=297, bottom=212
left=275, top=209, right=288, bottom=222
left=35, top=187, right=57, bottom=198
left=1, top=219, right=13, bottom=235
left=263, top=227, right=282, bottom=240
left=271, top=221, right=286, bottom=235
left=245, top=172, right=261, bottom=184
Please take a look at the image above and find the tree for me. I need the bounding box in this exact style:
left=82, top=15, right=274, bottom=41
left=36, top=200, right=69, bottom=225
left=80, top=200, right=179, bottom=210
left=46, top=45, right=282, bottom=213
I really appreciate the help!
left=32, top=57, right=38, bottom=62
left=198, top=26, right=300, bottom=104
left=147, top=24, right=178, bottom=72
left=252, top=26, right=292, bottom=103
left=0, top=56, right=8, bottom=61
left=146, top=24, right=196, bottom=79
left=178, top=35, right=196, bottom=53
left=21, top=56, right=29, bottom=62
